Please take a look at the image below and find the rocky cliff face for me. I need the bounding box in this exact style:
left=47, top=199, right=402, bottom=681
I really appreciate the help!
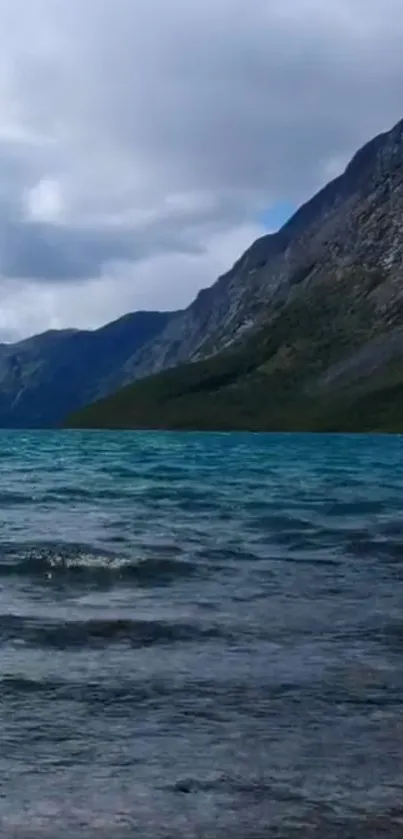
left=122, top=117, right=403, bottom=388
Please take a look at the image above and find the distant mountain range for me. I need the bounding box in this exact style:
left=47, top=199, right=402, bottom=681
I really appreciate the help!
left=0, top=311, right=174, bottom=427
left=4, top=117, right=403, bottom=431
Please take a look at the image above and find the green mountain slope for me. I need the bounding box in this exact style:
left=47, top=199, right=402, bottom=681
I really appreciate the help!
left=63, top=369, right=403, bottom=433
left=65, top=265, right=403, bottom=432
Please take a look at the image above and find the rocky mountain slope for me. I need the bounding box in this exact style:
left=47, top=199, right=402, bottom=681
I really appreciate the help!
left=67, top=117, right=403, bottom=432
left=0, top=311, right=174, bottom=427
left=115, top=117, right=403, bottom=384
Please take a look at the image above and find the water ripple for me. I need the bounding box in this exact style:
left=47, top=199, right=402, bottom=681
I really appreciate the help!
left=1, top=430, right=403, bottom=837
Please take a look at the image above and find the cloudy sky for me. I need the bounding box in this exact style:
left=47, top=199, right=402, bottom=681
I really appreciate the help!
left=0, top=0, right=402, bottom=341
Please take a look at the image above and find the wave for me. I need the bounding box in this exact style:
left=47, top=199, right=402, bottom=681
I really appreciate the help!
left=0, top=490, right=38, bottom=506
left=0, top=613, right=220, bottom=649
left=0, top=542, right=197, bottom=582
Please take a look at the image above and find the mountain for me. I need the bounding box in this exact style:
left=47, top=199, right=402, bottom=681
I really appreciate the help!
left=66, top=117, right=403, bottom=432
left=0, top=310, right=174, bottom=427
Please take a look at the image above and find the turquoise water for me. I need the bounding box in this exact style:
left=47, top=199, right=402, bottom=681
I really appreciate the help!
left=1, top=431, right=403, bottom=838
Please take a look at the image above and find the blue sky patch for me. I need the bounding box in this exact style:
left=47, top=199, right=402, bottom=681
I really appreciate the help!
left=259, top=201, right=295, bottom=231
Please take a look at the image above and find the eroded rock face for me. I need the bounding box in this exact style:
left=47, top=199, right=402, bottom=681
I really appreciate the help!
left=122, top=118, right=403, bottom=388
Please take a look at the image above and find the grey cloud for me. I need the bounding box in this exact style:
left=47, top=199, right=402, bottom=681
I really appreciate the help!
left=0, top=0, right=401, bottom=318
left=0, top=187, right=252, bottom=281
left=0, top=213, right=207, bottom=282
left=43, top=0, right=403, bottom=199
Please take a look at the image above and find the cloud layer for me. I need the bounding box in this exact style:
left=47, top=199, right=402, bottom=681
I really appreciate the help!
left=0, top=0, right=402, bottom=339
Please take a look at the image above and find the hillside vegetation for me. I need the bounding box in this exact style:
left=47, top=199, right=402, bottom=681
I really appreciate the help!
left=66, top=266, right=403, bottom=432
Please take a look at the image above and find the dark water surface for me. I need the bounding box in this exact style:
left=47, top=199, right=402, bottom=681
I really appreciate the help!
left=1, top=431, right=403, bottom=838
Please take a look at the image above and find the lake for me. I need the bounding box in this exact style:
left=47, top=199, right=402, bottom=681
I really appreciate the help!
left=1, top=431, right=403, bottom=838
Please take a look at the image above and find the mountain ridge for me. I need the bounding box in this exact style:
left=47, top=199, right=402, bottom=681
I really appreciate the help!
left=66, top=117, right=403, bottom=432
left=0, top=310, right=176, bottom=427
left=115, top=118, right=403, bottom=384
